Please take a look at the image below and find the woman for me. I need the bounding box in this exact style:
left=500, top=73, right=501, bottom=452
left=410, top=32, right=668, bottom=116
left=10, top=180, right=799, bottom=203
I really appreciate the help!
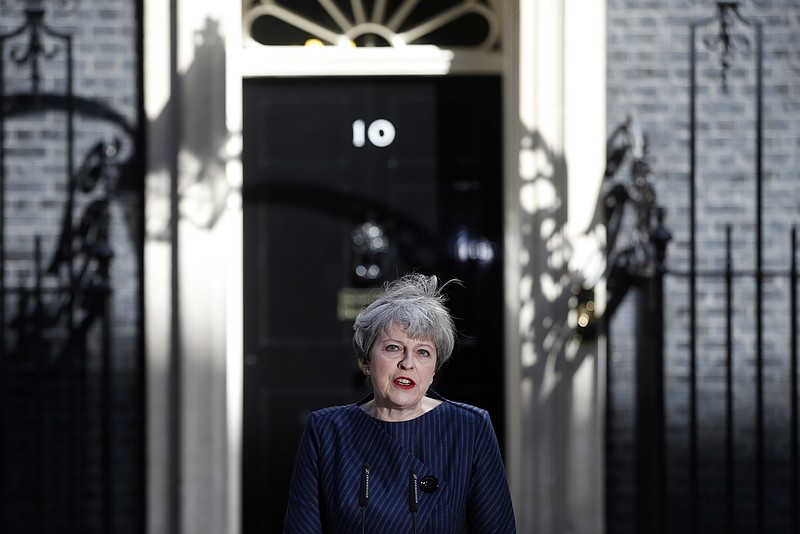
left=284, top=274, right=516, bottom=533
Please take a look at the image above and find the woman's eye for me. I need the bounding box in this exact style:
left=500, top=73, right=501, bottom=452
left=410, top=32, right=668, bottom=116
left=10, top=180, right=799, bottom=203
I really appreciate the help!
left=418, top=349, right=431, bottom=357
left=385, top=344, right=400, bottom=351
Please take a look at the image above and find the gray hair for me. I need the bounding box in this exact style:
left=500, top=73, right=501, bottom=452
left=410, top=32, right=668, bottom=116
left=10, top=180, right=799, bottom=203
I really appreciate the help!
left=353, top=274, right=458, bottom=371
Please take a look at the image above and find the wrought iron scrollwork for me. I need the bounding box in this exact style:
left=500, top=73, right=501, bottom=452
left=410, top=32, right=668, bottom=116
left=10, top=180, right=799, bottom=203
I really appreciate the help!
left=602, top=116, right=671, bottom=320
left=703, top=2, right=753, bottom=91
left=10, top=7, right=58, bottom=93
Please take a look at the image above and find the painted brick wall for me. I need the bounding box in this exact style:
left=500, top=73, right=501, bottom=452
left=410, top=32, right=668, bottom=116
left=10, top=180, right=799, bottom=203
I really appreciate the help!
left=606, top=0, right=800, bottom=531
left=0, top=1, right=142, bottom=532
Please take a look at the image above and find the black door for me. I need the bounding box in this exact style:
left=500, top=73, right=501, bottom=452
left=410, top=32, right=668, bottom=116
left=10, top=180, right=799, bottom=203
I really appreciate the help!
left=242, top=76, right=503, bottom=532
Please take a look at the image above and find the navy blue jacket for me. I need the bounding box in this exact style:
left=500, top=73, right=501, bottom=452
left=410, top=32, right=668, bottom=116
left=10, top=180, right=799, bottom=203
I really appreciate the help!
left=284, top=392, right=516, bottom=533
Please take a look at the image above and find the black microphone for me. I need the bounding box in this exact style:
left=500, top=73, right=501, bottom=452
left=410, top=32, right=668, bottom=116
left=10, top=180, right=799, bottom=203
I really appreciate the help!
left=360, top=463, right=371, bottom=534
left=360, top=463, right=371, bottom=507
left=408, top=470, right=419, bottom=534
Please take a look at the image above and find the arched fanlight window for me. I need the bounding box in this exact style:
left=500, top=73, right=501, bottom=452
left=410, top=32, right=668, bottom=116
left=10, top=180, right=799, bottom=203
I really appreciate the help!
left=243, top=0, right=501, bottom=51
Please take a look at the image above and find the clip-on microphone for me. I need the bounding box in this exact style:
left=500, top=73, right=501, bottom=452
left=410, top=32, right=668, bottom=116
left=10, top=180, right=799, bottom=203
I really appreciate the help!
left=359, top=463, right=371, bottom=534
left=408, top=470, right=420, bottom=534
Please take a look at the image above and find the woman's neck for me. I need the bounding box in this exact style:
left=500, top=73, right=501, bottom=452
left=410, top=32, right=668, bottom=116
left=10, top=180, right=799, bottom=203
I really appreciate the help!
left=361, top=396, right=442, bottom=422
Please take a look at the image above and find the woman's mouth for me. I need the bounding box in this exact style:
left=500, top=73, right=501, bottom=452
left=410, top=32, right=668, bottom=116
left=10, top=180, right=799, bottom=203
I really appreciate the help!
left=393, top=376, right=415, bottom=389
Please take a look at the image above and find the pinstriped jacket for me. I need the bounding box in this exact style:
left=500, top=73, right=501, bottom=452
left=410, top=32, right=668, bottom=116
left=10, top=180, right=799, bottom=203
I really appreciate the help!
left=283, top=392, right=516, bottom=533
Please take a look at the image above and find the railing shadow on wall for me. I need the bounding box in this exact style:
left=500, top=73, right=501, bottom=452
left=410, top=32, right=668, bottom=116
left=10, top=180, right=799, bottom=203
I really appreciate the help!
left=0, top=4, right=142, bottom=533
left=604, top=2, right=800, bottom=534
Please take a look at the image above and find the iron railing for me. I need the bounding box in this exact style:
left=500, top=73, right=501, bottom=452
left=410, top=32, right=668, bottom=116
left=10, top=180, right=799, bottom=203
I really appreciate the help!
left=0, top=4, right=141, bottom=533
left=605, top=2, right=798, bottom=533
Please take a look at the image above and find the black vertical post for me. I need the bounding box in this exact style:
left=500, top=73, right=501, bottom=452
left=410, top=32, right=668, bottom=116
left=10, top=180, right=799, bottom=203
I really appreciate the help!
left=34, top=237, right=43, bottom=534
left=753, top=19, right=765, bottom=534
left=134, top=1, right=147, bottom=529
left=724, top=225, right=734, bottom=532
left=790, top=227, right=798, bottom=534
left=635, top=272, right=665, bottom=534
left=0, top=22, right=6, bottom=366
left=100, top=216, right=113, bottom=534
left=168, top=2, right=183, bottom=534
left=635, top=210, right=670, bottom=534
left=63, top=25, right=78, bottom=534
left=0, top=24, right=7, bottom=534
left=96, top=143, right=117, bottom=534
left=688, top=19, right=701, bottom=534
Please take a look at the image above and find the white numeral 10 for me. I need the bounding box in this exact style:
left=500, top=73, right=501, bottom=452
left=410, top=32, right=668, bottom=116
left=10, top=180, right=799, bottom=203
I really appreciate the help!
left=352, top=119, right=396, bottom=148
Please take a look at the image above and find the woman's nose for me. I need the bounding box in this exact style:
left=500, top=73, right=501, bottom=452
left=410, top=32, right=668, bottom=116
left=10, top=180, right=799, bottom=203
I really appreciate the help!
left=397, top=352, right=414, bottom=369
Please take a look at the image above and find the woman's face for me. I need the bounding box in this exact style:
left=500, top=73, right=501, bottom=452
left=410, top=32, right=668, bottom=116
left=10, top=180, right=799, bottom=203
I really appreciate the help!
left=367, top=323, right=437, bottom=415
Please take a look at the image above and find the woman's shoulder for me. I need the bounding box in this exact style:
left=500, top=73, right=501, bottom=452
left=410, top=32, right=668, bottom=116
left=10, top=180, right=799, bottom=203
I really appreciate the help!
left=431, top=393, right=492, bottom=425
left=303, top=402, right=365, bottom=431
left=308, top=402, right=361, bottom=420
left=441, top=398, right=488, bottom=416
